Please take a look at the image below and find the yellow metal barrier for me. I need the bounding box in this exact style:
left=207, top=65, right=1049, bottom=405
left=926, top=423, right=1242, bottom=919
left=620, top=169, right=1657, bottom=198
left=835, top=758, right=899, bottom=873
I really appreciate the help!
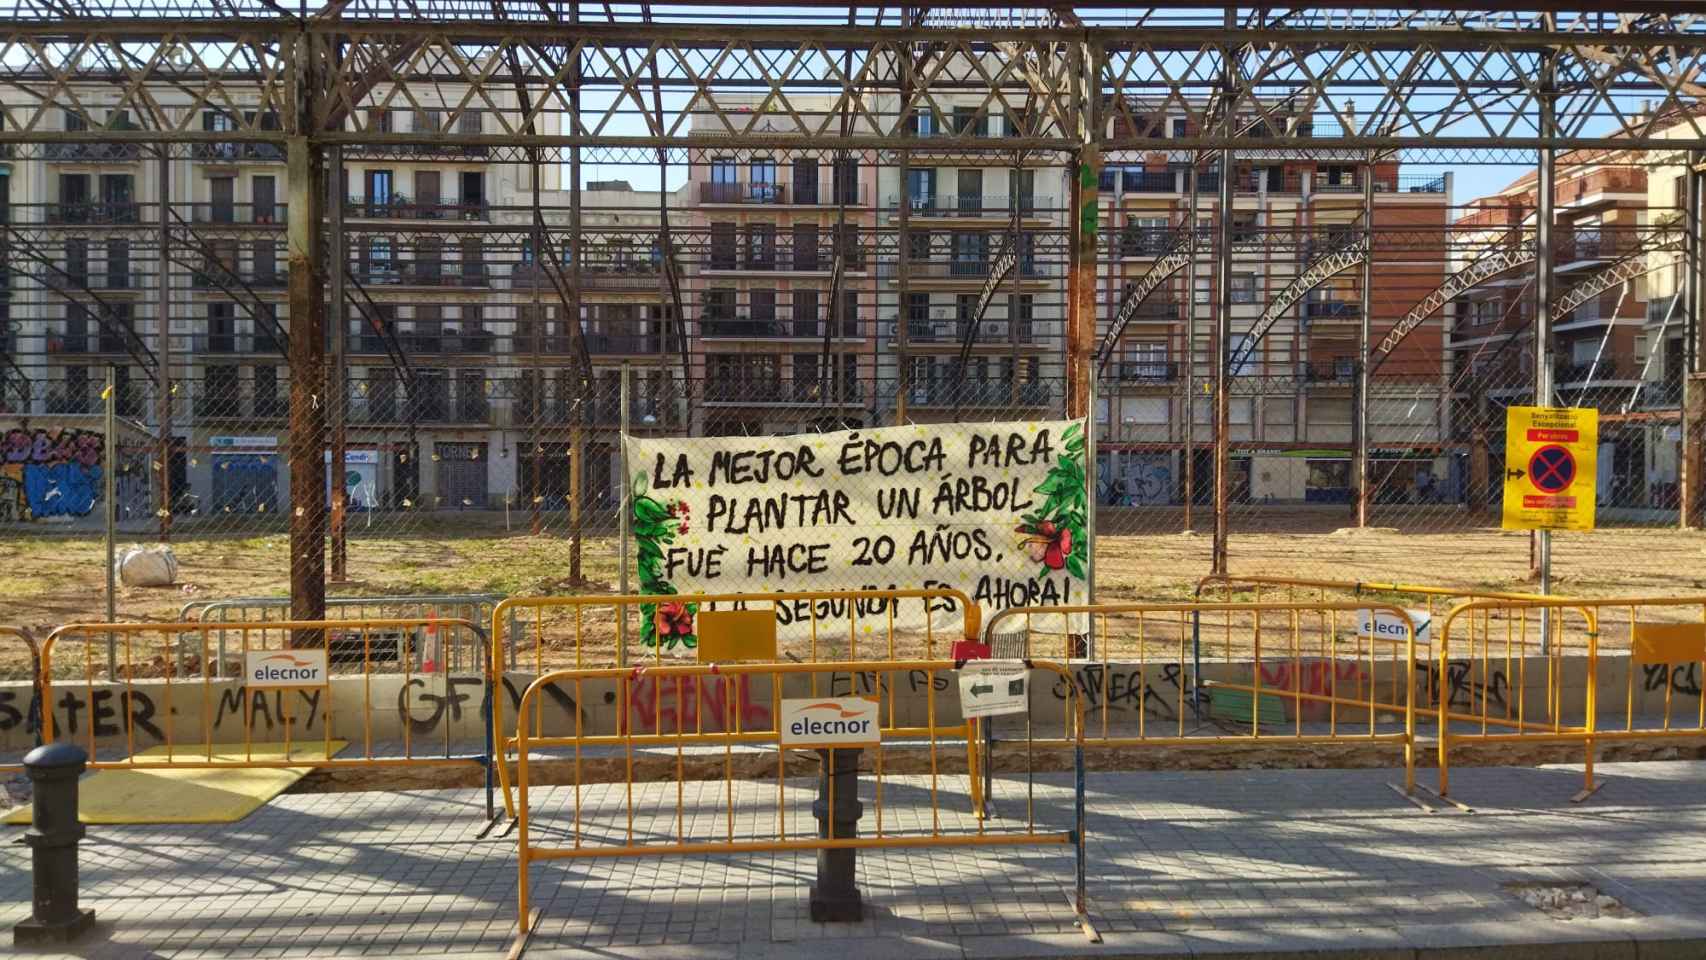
left=1, top=625, right=41, bottom=773
left=983, top=601, right=1423, bottom=791
left=509, top=657, right=1092, bottom=954
left=1194, top=574, right=1559, bottom=658
left=489, top=589, right=983, bottom=819
left=38, top=618, right=497, bottom=816
left=1435, top=596, right=1706, bottom=802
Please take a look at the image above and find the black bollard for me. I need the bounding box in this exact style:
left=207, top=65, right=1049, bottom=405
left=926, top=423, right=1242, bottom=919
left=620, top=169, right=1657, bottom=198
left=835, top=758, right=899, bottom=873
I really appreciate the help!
left=808, top=746, right=863, bottom=922
left=13, top=743, right=95, bottom=947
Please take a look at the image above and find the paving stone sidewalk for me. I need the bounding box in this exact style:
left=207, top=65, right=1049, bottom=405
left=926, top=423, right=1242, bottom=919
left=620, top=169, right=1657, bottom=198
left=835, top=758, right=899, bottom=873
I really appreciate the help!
left=6, top=760, right=1706, bottom=959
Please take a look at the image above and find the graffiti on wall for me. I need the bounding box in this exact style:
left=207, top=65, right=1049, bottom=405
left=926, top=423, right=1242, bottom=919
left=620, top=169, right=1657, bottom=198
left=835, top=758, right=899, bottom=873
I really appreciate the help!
left=2, top=427, right=104, bottom=521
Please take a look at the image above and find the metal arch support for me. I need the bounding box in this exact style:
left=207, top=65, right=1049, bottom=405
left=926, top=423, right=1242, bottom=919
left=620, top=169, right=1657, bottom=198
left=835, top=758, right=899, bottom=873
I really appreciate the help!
left=1230, top=239, right=1368, bottom=375
left=1093, top=230, right=1193, bottom=374
left=1550, top=234, right=1683, bottom=320
left=1, top=224, right=159, bottom=380
left=1371, top=239, right=1539, bottom=373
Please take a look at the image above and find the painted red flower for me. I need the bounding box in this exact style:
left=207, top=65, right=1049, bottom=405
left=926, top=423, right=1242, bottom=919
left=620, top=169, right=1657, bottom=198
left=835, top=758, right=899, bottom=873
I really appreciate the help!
left=654, top=602, right=694, bottom=638
left=1018, top=520, right=1073, bottom=570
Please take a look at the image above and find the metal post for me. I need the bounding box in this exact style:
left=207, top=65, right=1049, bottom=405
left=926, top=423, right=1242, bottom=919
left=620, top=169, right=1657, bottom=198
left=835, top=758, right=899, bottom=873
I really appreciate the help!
left=12, top=743, right=95, bottom=946
left=1683, top=156, right=1703, bottom=530
left=569, top=77, right=584, bottom=582
left=1212, top=61, right=1235, bottom=577
left=1065, top=38, right=1100, bottom=422
left=1086, top=365, right=1097, bottom=609
left=104, top=366, right=116, bottom=673
left=1355, top=160, right=1375, bottom=527
left=808, top=747, right=864, bottom=922
left=155, top=149, right=172, bottom=542
left=618, top=362, right=631, bottom=667
left=286, top=132, right=328, bottom=632
left=895, top=90, right=912, bottom=424
left=328, top=144, right=348, bottom=582
left=1534, top=53, right=1557, bottom=646
left=1183, top=166, right=1199, bottom=528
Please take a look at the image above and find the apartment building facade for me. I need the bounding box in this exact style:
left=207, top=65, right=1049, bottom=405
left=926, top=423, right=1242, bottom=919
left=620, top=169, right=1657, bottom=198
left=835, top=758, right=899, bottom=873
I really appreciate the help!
left=1092, top=103, right=1453, bottom=507
left=1449, top=152, right=1653, bottom=509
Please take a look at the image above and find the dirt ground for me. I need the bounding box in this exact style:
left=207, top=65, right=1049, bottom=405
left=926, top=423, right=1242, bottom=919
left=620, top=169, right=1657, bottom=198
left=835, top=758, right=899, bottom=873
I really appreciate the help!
left=2, top=508, right=1702, bottom=679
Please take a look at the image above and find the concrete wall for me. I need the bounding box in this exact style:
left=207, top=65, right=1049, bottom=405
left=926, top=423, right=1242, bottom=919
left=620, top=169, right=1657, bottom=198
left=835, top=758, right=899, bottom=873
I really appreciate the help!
left=2, top=654, right=1702, bottom=755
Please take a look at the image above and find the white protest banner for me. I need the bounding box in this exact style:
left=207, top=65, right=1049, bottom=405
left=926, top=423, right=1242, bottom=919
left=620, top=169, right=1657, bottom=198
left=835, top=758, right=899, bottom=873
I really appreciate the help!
left=625, top=419, right=1089, bottom=652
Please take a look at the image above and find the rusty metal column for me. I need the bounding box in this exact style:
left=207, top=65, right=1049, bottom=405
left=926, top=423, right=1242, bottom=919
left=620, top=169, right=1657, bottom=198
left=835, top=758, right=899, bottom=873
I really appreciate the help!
left=1683, top=154, right=1703, bottom=530
left=895, top=69, right=912, bottom=424
left=1183, top=167, right=1199, bottom=528
left=1355, top=160, right=1374, bottom=527
left=155, top=148, right=172, bottom=541
left=1211, top=20, right=1236, bottom=576
left=1065, top=38, right=1100, bottom=421
left=328, top=144, right=348, bottom=581
left=569, top=136, right=584, bottom=584
left=286, top=131, right=328, bottom=626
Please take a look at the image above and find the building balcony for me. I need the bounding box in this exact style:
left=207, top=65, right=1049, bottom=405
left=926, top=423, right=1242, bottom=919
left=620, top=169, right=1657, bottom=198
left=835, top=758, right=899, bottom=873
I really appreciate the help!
left=1302, top=359, right=1358, bottom=384
left=698, top=182, right=869, bottom=206
left=352, top=264, right=487, bottom=288
left=899, top=259, right=1050, bottom=281
left=702, top=317, right=860, bottom=340
left=903, top=380, right=1054, bottom=408
left=343, top=196, right=489, bottom=221
left=1116, top=227, right=1185, bottom=258
left=186, top=202, right=285, bottom=225
left=584, top=333, right=666, bottom=354
left=1113, top=360, right=1178, bottom=383
left=886, top=194, right=1052, bottom=218
left=1304, top=301, right=1360, bottom=323
left=44, top=142, right=143, bottom=163
left=192, top=142, right=287, bottom=164
left=1100, top=169, right=1178, bottom=193
left=190, top=333, right=270, bottom=355
left=46, top=202, right=143, bottom=225
left=702, top=379, right=863, bottom=405
left=1554, top=361, right=1636, bottom=385
left=53, top=269, right=150, bottom=291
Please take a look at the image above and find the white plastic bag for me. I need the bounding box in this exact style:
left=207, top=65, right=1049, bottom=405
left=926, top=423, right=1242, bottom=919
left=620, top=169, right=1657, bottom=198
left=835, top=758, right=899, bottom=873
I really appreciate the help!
left=117, top=545, right=179, bottom=587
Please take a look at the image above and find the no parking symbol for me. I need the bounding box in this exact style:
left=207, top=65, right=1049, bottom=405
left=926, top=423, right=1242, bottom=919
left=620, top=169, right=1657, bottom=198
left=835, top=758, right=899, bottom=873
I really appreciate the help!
left=1502, top=406, right=1597, bottom=531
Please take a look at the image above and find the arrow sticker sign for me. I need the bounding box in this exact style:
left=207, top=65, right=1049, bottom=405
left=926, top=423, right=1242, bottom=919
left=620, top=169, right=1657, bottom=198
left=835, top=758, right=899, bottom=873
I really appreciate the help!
left=958, top=660, right=1029, bottom=719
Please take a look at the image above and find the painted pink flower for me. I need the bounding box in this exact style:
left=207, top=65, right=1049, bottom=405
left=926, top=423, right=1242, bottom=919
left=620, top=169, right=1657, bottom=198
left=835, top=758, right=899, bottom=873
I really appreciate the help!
left=654, top=602, right=694, bottom=638
left=1018, top=520, right=1073, bottom=570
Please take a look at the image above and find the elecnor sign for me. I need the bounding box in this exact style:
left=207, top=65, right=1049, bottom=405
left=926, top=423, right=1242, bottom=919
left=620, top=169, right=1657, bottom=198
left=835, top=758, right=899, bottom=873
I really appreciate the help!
left=1356, top=609, right=1430, bottom=647
left=778, top=697, right=880, bottom=748
left=244, top=649, right=329, bottom=689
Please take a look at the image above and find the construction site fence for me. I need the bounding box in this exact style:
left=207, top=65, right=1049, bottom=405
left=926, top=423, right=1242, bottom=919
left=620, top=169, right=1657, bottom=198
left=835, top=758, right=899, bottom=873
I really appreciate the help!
left=0, top=625, right=42, bottom=773
left=981, top=601, right=1423, bottom=790
left=508, top=657, right=1092, bottom=952
left=489, top=587, right=985, bottom=818
left=181, top=593, right=510, bottom=675
left=35, top=617, right=497, bottom=819
left=1434, top=596, right=1706, bottom=803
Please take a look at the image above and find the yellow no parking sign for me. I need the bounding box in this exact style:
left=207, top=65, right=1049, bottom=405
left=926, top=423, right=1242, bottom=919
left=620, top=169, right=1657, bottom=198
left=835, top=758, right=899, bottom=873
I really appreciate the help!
left=1502, top=405, right=1598, bottom=531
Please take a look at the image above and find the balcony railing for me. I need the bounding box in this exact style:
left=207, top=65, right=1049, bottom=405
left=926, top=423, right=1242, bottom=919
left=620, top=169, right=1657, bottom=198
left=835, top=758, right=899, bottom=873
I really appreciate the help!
left=1302, top=360, right=1358, bottom=383
left=1117, top=227, right=1182, bottom=258
left=354, top=264, right=486, bottom=288
left=186, top=202, right=285, bottom=225
left=47, top=202, right=142, bottom=224
left=1554, top=361, right=1632, bottom=384
left=193, top=142, right=287, bottom=163
left=344, top=196, right=489, bottom=221
left=193, top=267, right=287, bottom=288
left=888, top=193, right=1050, bottom=216
left=906, top=381, right=1053, bottom=407
left=1100, top=169, right=1178, bottom=193
left=1114, top=360, right=1178, bottom=383
left=44, top=142, right=143, bottom=162
left=703, top=379, right=863, bottom=404
left=698, top=181, right=869, bottom=206
left=1305, top=301, right=1360, bottom=322
left=585, top=333, right=665, bottom=354
left=902, top=259, right=1048, bottom=280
